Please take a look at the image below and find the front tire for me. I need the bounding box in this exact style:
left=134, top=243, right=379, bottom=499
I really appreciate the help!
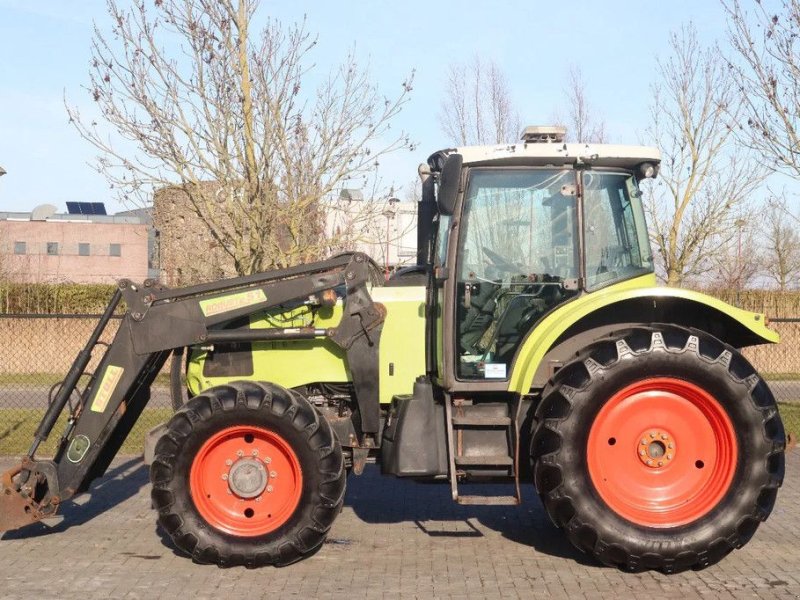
left=150, top=381, right=346, bottom=567
left=532, top=326, right=785, bottom=573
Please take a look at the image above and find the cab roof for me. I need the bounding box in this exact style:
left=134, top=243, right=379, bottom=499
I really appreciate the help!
left=428, top=142, right=661, bottom=172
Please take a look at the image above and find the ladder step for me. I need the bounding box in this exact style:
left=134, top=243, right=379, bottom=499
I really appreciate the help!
left=454, top=455, right=513, bottom=467
left=457, top=495, right=520, bottom=506
left=452, top=415, right=511, bottom=427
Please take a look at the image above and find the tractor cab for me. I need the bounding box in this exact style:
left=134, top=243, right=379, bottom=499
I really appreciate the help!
left=423, top=126, right=660, bottom=386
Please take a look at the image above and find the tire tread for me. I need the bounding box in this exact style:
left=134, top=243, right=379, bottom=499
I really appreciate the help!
left=531, top=325, right=785, bottom=573
left=151, top=380, right=346, bottom=568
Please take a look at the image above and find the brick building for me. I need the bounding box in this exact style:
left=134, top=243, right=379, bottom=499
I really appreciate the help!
left=0, top=207, right=151, bottom=284
left=153, top=185, right=419, bottom=286
left=153, top=185, right=238, bottom=286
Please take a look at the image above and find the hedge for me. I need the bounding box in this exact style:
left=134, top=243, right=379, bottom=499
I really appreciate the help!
left=0, top=282, right=122, bottom=314
left=1, top=280, right=799, bottom=318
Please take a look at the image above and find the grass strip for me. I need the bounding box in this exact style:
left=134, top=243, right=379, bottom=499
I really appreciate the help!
left=0, top=408, right=173, bottom=456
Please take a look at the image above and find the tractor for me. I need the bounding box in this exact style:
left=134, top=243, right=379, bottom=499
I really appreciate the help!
left=0, top=126, right=785, bottom=573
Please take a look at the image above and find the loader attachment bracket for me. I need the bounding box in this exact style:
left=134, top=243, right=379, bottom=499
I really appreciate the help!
left=327, top=256, right=387, bottom=437
left=0, top=459, right=60, bottom=531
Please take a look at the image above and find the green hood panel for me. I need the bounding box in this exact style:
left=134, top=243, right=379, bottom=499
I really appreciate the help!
left=507, top=275, right=778, bottom=395
left=187, top=285, right=426, bottom=404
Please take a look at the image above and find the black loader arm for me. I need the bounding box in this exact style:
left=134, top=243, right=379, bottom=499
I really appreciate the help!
left=0, top=253, right=384, bottom=531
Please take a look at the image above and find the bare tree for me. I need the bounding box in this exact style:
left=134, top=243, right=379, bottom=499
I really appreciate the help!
left=67, top=0, right=414, bottom=276
left=561, top=65, right=607, bottom=143
left=643, top=24, right=766, bottom=286
left=439, top=57, right=521, bottom=145
left=723, top=0, right=800, bottom=177
left=708, top=217, right=762, bottom=289
left=762, top=195, right=800, bottom=290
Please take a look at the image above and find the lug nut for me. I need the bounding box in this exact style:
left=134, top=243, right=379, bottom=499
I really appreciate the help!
left=668, top=443, right=674, bottom=449
left=251, top=449, right=259, bottom=456
left=646, top=459, right=653, bottom=466
left=650, top=432, right=656, bottom=438
left=221, top=474, right=228, bottom=481
left=264, top=457, right=272, bottom=464
left=270, top=471, right=277, bottom=478
left=661, top=434, right=668, bottom=440
left=236, top=450, right=244, bottom=457
left=641, top=438, right=647, bottom=445
left=225, top=459, right=233, bottom=466
left=657, top=461, right=663, bottom=467
left=666, top=454, right=672, bottom=460
left=266, top=485, right=274, bottom=493
left=639, top=450, right=646, bottom=456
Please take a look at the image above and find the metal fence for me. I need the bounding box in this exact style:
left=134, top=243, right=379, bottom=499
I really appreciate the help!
left=0, top=314, right=174, bottom=456
left=0, top=313, right=798, bottom=456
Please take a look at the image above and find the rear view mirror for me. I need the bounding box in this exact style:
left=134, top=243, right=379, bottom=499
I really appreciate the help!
left=437, top=154, right=463, bottom=216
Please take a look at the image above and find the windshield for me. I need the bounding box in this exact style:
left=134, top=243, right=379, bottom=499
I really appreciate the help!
left=458, top=169, right=578, bottom=282
left=582, top=171, right=653, bottom=289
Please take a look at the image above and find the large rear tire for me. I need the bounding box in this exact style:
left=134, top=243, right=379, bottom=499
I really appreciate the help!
left=531, top=326, right=785, bottom=573
left=150, top=380, right=346, bottom=567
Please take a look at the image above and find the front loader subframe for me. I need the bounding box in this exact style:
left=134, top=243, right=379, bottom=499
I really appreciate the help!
left=0, top=253, right=384, bottom=531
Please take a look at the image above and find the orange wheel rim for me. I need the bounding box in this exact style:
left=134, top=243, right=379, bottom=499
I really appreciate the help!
left=587, top=378, right=738, bottom=528
left=189, top=426, right=303, bottom=537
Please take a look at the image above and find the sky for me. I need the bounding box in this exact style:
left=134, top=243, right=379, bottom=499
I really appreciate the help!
left=0, top=0, right=736, bottom=214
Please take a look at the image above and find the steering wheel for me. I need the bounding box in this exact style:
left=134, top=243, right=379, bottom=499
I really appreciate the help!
left=482, top=246, right=520, bottom=273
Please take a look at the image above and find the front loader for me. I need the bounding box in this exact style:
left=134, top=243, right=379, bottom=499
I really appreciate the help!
left=0, top=126, right=785, bottom=573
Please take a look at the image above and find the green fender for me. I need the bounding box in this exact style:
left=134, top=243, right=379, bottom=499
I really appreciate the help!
left=507, top=275, right=778, bottom=395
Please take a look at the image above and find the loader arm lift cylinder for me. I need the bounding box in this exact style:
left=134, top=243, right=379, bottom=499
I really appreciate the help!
left=0, top=253, right=384, bottom=531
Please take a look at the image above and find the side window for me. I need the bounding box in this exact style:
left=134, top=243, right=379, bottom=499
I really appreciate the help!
left=435, top=215, right=451, bottom=267
left=584, top=185, right=617, bottom=285
left=109, top=243, right=121, bottom=257
left=46, top=242, right=59, bottom=256
left=79, top=243, right=90, bottom=256
left=583, top=172, right=653, bottom=289
left=13, top=241, right=26, bottom=255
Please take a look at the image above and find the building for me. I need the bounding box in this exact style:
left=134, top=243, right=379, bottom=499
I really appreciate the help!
left=154, top=184, right=419, bottom=286
left=153, top=184, right=238, bottom=286
left=0, top=204, right=150, bottom=284
left=327, top=196, right=418, bottom=270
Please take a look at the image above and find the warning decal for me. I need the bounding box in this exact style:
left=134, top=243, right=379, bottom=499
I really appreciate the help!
left=90, top=365, right=124, bottom=413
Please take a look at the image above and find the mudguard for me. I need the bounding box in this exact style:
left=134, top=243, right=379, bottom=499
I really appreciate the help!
left=507, top=276, right=778, bottom=395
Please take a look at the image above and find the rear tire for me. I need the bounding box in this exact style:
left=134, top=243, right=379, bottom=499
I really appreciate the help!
left=531, top=326, right=785, bottom=573
left=150, top=380, right=346, bottom=567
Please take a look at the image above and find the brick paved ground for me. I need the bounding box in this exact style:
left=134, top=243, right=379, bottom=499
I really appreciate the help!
left=0, top=453, right=798, bottom=600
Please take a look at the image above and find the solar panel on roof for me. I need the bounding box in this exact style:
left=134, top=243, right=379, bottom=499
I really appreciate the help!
left=66, top=202, right=107, bottom=215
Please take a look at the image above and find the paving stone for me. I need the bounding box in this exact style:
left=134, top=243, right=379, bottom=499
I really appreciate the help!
left=0, top=453, right=798, bottom=599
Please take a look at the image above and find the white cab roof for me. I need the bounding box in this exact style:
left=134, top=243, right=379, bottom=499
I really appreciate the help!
left=437, top=142, right=660, bottom=170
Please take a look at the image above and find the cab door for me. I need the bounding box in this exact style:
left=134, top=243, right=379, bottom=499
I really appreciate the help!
left=443, top=167, right=580, bottom=391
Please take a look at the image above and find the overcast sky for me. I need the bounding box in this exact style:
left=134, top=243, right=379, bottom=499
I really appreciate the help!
left=0, top=0, right=732, bottom=214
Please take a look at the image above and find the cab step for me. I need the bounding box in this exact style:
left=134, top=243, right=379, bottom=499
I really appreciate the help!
left=451, top=415, right=511, bottom=427
left=456, top=495, right=520, bottom=506
left=445, top=394, right=523, bottom=506
left=454, top=455, right=513, bottom=466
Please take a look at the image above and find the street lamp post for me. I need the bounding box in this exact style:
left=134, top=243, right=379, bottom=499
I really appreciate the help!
left=383, top=198, right=400, bottom=280
left=734, top=218, right=747, bottom=305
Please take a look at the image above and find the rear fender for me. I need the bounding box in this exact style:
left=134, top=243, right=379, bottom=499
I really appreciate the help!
left=507, top=286, right=777, bottom=394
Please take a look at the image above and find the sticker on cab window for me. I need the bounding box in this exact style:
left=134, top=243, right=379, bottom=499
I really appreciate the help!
left=484, top=363, right=507, bottom=378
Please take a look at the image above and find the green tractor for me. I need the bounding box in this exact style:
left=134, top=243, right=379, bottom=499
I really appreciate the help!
left=0, top=126, right=784, bottom=573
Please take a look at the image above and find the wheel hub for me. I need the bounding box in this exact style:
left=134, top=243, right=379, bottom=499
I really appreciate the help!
left=586, top=378, right=738, bottom=528
left=227, top=458, right=269, bottom=498
left=189, top=425, right=302, bottom=537
left=637, top=429, right=675, bottom=468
